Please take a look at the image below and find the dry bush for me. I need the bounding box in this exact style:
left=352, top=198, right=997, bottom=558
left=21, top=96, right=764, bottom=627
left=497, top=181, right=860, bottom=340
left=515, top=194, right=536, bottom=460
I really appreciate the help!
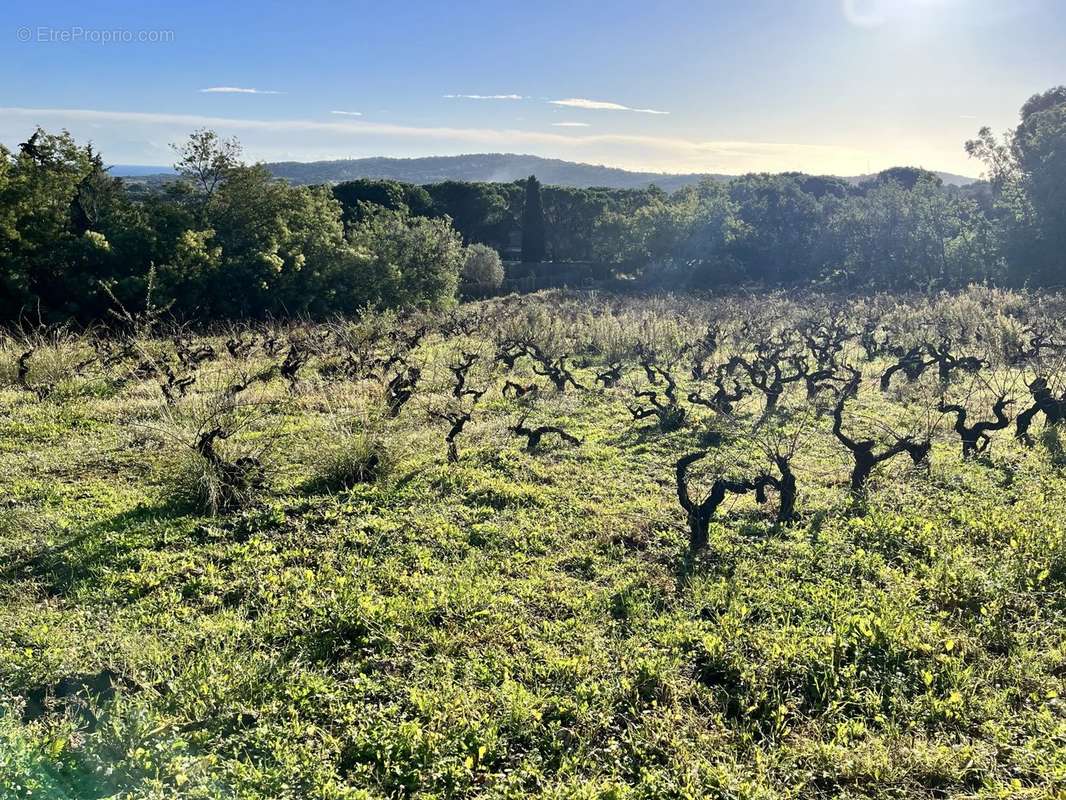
left=143, top=372, right=284, bottom=515
left=0, top=327, right=96, bottom=398
left=310, top=387, right=397, bottom=491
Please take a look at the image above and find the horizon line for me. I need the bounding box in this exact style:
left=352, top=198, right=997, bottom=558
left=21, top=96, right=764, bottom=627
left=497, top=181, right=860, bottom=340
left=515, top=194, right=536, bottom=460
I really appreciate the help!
left=103, top=152, right=977, bottom=182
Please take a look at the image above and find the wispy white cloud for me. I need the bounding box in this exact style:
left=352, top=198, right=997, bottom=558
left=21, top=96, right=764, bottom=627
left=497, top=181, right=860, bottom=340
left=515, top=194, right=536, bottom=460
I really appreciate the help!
left=330, top=110, right=363, bottom=117
left=199, top=86, right=284, bottom=95
left=840, top=0, right=970, bottom=29
left=841, top=0, right=889, bottom=28
left=444, top=93, right=525, bottom=100
left=552, top=122, right=591, bottom=127
left=0, top=105, right=972, bottom=176
left=550, top=98, right=669, bottom=115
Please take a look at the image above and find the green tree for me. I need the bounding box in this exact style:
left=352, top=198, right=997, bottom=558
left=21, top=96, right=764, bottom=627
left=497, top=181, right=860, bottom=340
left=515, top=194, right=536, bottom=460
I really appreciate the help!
left=823, top=176, right=995, bottom=289
left=597, top=180, right=743, bottom=287
left=728, top=174, right=827, bottom=284
left=520, top=175, right=546, bottom=263
left=672, top=182, right=746, bottom=287
left=967, top=86, right=1066, bottom=285
left=1011, top=88, right=1066, bottom=284
left=332, top=179, right=434, bottom=226
left=160, top=131, right=401, bottom=316
left=171, top=129, right=242, bottom=218
left=541, top=186, right=608, bottom=261
left=0, top=129, right=156, bottom=320
left=425, top=181, right=516, bottom=246
left=461, top=243, right=505, bottom=288
left=348, top=210, right=463, bottom=309
left=862, top=166, right=942, bottom=191
left=965, top=128, right=1015, bottom=195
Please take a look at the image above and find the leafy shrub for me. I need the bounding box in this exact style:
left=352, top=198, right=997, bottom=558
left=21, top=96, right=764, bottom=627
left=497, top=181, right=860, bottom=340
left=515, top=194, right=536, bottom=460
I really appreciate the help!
left=461, top=243, right=505, bottom=288
left=348, top=209, right=464, bottom=310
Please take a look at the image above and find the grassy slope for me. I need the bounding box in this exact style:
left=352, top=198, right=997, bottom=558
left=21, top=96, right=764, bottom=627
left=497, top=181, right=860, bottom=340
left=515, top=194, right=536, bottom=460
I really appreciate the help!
left=0, top=298, right=1064, bottom=799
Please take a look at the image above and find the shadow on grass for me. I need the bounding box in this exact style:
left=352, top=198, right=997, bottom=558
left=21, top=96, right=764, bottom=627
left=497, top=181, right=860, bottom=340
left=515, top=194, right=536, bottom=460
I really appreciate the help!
left=671, top=509, right=805, bottom=583
left=0, top=502, right=191, bottom=598
left=3, top=754, right=117, bottom=800
left=295, top=470, right=382, bottom=498
left=606, top=423, right=675, bottom=449
left=674, top=544, right=737, bottom=587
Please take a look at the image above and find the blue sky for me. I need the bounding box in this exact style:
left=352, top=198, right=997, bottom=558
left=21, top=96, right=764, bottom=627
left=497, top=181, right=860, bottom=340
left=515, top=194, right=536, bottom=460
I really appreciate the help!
left=2, top=0, right=1064, bottom=176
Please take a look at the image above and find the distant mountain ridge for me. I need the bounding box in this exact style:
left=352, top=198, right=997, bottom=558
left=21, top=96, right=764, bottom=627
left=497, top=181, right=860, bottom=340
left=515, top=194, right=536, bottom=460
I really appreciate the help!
left=260, top=154, right=733, bottom=192
left=109, top=164, right=177, bottom=177
left=111, top=153, right=977, bottom=190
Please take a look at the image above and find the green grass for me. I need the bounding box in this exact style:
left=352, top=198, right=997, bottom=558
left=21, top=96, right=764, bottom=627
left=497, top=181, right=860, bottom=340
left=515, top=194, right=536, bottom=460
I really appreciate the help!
left=1, top=291, right=1064, bottom=799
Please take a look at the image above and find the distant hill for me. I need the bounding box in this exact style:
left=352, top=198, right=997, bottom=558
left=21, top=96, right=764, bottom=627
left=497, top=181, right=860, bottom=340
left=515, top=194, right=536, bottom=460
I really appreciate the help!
left=108, top=164, right=177, bottom=177
left=260, top=154, right=729, bottom=192
left=110, top=153, right=976, bottom=191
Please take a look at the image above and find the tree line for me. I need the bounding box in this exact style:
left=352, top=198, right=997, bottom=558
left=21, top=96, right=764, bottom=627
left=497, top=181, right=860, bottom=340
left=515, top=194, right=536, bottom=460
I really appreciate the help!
left=0, top=87, right=1062, bottom=323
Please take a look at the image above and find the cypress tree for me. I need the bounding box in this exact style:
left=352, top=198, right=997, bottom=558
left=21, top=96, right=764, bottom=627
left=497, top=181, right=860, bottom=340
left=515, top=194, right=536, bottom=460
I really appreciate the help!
left=520, top=175, right=546, bottom=263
